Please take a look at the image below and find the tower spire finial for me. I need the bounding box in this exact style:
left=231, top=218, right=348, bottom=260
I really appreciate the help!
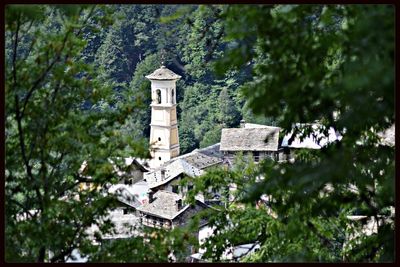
left=160, top=49, right=166, bottom=66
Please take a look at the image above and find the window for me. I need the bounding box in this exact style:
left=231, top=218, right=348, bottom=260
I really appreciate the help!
left=124, top=178, right=133, bottom=185
left=158, top=137, right=161, bottom=141
left=156, top=89, right=161, bottom=104
left=172, top=185, right=179, bottom=193
left=171, top=89, right=175, bottom=104
left=253, top=151, right=260, bottom=162
left=158, top=157, right=162, bottom=161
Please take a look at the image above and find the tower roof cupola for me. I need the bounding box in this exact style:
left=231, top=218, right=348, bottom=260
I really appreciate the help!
left=145, top=65, right=181, bottom=80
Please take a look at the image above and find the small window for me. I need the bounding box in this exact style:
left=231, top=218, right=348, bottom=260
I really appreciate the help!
left=172, top=185, right=179, bottom=193
left=158, top=137, right=161, bottom=141
left=124, top=179, right=133, bottom=185
left=156, top=89, right=161, bottom=104
left=171, top=89, right=175, bottom=104
left=253, top=151, right=260, bottom=162
left=159, top=157, right=162, bottom=161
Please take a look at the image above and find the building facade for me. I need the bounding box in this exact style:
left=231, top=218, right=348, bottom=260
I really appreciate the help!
left=220, top=123, right=281, bottom=163
left=146, top=66, right=181, bottom=169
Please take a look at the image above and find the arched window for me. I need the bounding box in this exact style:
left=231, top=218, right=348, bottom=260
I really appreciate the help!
left=171, top=89, right=175, bottom=104
left=156, top=89, right=161, bottom=104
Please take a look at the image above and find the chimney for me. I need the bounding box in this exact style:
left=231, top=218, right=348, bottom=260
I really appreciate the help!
left=148, top=189, right=155, bottom=203
left=175, top=199, right=182, bottom=211
left=240, top=119, right=246, bottom=128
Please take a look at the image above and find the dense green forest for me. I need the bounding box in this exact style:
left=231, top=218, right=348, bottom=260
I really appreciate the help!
left=5, top=4, right=394, bottom=263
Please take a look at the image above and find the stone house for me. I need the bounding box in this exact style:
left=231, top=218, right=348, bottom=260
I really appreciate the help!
left=144, top=143, right=224, bottom=202
left=136, top=190, right=209, bottom=230
left=220, top=123, right=281, bottom=164
left=112, top=157, right=149, bottom=185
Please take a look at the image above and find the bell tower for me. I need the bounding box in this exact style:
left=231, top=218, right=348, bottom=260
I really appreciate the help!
left=146, top=65, right=181, bottom=169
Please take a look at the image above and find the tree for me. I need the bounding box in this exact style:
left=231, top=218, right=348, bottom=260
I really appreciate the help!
left=218, top=87, right=241, bottom=128
left=122, top=52, right=163, bottom=141
left=191, top=4, right=394, bottom=262
left=94, top=5, right=161, bottom=85
left=179, top=5, right=225, bottom=82
left=5, top=5, right=148, bottom=262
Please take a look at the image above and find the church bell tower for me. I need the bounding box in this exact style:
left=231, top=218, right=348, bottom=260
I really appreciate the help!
left=146, top=65, right=181, bottom=169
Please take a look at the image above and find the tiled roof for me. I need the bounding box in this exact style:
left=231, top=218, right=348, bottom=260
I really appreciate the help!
left=144, top=143, right=223, bottom=189
left=136, top=190, right=188, bottom=220
left=145, top=159, right=204, bottom=189
left=180, top=151, right=222, bottom=170
left=145, top=65, right=181, bottom=80
left=220, top=127, right=281, bottom=151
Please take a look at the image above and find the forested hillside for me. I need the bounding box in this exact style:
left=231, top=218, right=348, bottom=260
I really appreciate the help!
left=84, top=5, right=259, bottom=154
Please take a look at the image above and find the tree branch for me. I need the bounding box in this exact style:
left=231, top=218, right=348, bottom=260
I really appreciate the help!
left=307, top=220, right=336, bottom=249
left=20, top=29, right=72, bottom=118
left=12, top=13, right=21, bottom=87
left=56, top=173, right=94, bottom=199
left=9, top=198, right=36, bottom=220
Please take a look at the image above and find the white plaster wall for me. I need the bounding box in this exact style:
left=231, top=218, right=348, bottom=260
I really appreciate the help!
left=148, top=78, right=180, bottom=169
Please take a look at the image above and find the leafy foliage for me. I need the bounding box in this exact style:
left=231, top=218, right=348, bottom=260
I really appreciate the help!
left=5, top=5, right=147, bottom=262
left=197, top=4, right=394, bottom=262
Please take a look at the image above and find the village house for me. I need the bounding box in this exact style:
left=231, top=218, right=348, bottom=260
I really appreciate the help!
left=136, top=144, right=224, bottom=230
left=144, top=144, right=223, bottom=198
left=220, top=122, right=281, bottom=164
left=110, top=157, right=150, bottom=185
left=136, top=190, right=209, bottom=230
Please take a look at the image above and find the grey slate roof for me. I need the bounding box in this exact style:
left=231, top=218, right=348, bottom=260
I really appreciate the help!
left=220, top=127, right=281, bottom=151
left=180, top=146, right=223, bottom=170
left=145, top=158, right=203, bottom=189
left=144, top=143, right=223, bottom=189
left=136, top=190, right=188, bottom=220
left=145, top=65, right=181, bottom=80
